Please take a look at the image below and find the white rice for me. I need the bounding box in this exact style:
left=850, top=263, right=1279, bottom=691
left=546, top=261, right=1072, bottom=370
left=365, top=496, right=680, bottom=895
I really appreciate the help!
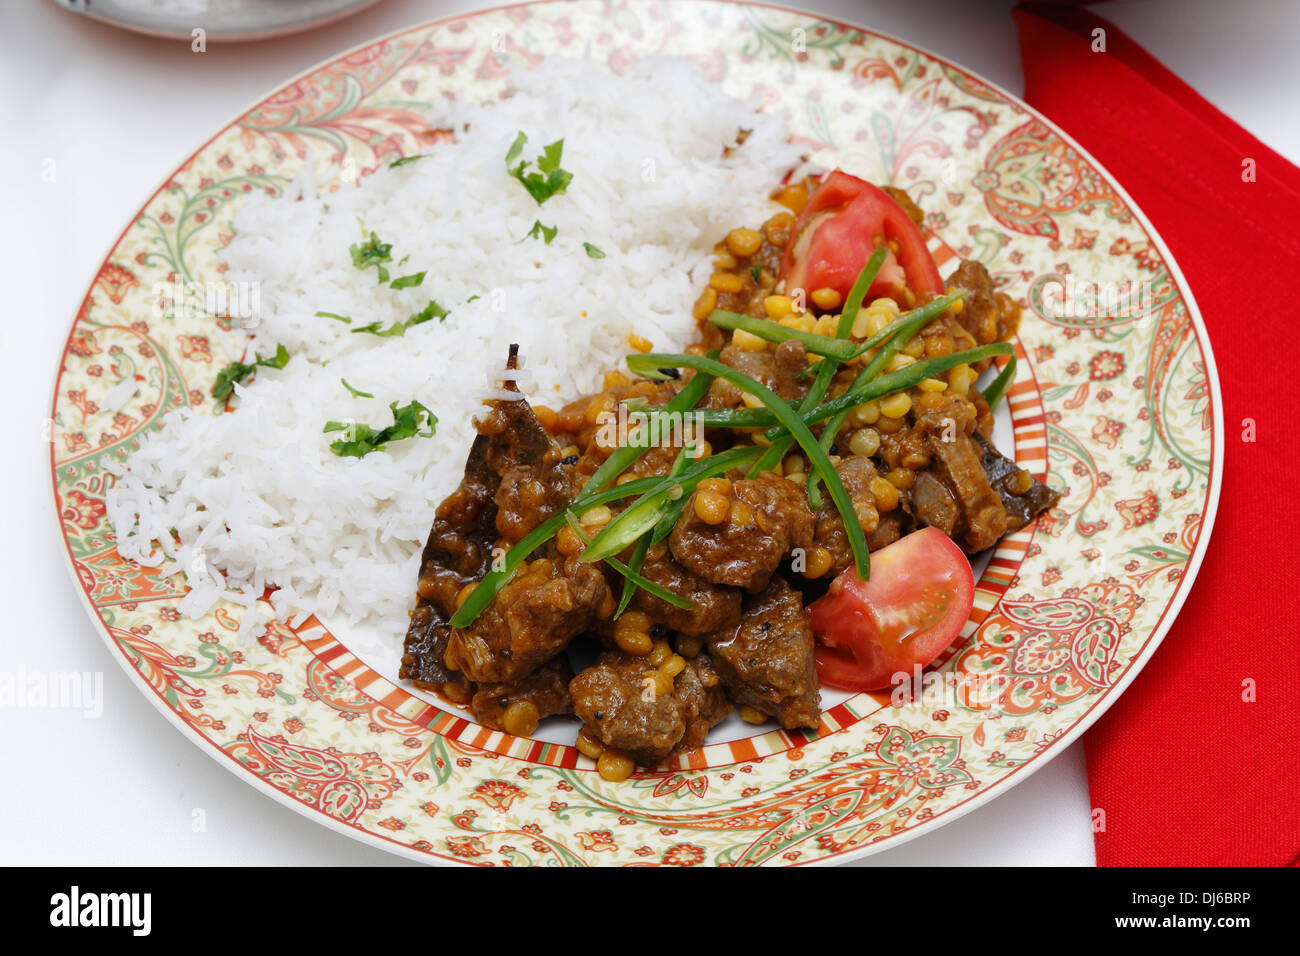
left=106, top=57, right=804, bottom=643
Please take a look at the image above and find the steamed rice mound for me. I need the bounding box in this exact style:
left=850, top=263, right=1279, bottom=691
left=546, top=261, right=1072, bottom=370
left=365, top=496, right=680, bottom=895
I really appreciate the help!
left=107, top=57, right=804, bottom=641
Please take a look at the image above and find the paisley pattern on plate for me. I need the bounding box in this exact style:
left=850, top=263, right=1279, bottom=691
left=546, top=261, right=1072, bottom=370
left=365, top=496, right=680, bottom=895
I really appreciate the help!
left=49, top=0, right=1220, bottom=866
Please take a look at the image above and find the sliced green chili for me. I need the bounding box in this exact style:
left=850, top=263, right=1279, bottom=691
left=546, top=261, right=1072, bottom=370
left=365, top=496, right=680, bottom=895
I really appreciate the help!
left=563, top=514, right=694, bottom=610
left=804, top=290, right=967, bottom=506
left=648, top=449, right=696, bottom=545
left=706, top=310, right=863, bottom=362
left=613, top=447, right=693, bottom=618
left=613, top=536, right=652, bottom=619
left=447, top=476, right=662, bottom=628
left=748, top=248, right=890, bottom=478
left=982, top=353, right=1017, bottom=409
left=633, top=340, right=1011, bottom=436
left=625, top=353, right=871, bottom=579
left=576, top=352, right=717, bottom=501
left=578, top=444, right=764, bottom=565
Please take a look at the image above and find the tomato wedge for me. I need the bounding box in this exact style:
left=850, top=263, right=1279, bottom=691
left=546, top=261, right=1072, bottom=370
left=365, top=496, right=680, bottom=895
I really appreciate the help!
left=779, top=170, right=943, bottom=306
left=808, top=528, right=974, bottom=692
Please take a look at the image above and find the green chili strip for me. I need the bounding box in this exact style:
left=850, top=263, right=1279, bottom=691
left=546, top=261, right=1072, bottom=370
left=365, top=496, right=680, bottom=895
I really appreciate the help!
left=804, top=290, right=966, bottom=506
left=800, top=290, right=969, bottom=381
left=623, top=353, right=871, bottom=579
left=648, top=448, right=698, bottom=545
left=614, top=536, right=652, bottom=619
left=981, top=353, right=1017, bottom=409
left=633, top=340, right=1011, bottom=435
left=447, top=476, right=662, bottom=628
left=563, top=514, right=694, bottom=610
left=635, top=406, right=787, bottom=429
left=785, top=341, right=1010, bottom=434
left=842, top=248, right=891, bottom=330
left=600, top=547, right=694, bottom=607
left=707, top=310, right=862, bottom=362
left=849, top=289, right=971, bottom=383
left=579, top=444, right=764, bottom=565
left=765, top=288, right=968, bottom=452
left=614, top=447, right=693, bottom=618
left=710, top=252, right=909, bottom=366
left=747, top=248, right=890, bottom=478
left=576, top=352, right=717, bottom=501
left=747, top=435, right=791, bottom=479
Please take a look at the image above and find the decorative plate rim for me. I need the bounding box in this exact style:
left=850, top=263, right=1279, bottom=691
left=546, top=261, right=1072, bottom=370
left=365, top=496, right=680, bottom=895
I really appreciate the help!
left=48, top=0, right=1224, bottom=866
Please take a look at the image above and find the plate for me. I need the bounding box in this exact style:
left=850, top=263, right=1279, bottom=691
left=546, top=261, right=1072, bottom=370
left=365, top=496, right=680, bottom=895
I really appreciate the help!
left=53, top=0, right=386, bottom=43
left=49, top=0, right=1222, bottom=866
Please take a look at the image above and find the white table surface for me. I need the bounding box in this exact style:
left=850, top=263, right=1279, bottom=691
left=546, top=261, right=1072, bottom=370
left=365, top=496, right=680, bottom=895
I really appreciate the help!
left=2, top=0, right=1289, bottom=867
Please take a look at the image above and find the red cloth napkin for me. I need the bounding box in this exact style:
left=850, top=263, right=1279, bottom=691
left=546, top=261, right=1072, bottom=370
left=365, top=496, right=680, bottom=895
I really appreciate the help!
left=1013, top=3, right=1300, bottom=866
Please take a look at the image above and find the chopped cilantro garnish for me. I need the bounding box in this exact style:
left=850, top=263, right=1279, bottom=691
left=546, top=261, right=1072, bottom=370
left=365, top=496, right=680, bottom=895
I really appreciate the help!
left=324, top=400, right=436, bottom=458
left=388, top=154, right=425, bottom=168
left=316, top=311, right=352, bottom=323
left=349, top=321, right=393, bottom=336
left=389, top=271, right=427, bottom=290
left=350, top=299, right=448, bottom=337
left=523, top=220, right=558, bottom=245
left=341, top=378, right=373, bottom=399
left=505, top=132, right=573, bottom=205
left=409, top=298, right=448, bottom=323
left=583, top=242, right=606, bottom=259
left=262, top=344, right=290, bottom=368
left=751, top=264, right=762, bottom=283
left=212, top=344, right=290, bottom=402
left=350, top=232, right=392, bottom=283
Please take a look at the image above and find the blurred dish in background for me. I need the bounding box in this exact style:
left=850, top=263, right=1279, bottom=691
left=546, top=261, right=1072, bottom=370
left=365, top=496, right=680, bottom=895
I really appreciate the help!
left=53, top=0, right=386, bottom=42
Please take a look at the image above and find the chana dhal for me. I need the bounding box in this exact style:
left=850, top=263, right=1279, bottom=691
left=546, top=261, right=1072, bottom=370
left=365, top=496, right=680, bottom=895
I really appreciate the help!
left=399, top=170, right=1058, bottom=781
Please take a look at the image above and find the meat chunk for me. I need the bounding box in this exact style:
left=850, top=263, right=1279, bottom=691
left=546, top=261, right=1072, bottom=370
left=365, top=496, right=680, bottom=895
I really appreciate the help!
left=400, top=614, right=461, bottom=693
left=551, top=378, right=684, bottom=484
left=869, top=513, right=905, bottom=551
left=973, top=432, right=1060, bottom=533
left=570, top=651, right=730, bottom=765
left=812, top=456, right=883, bottom=577
left=911, top=469, right=960, bottom=538
left=447, top=551, right=609, bottom=683
left=570, top=653, right=681, bottom=765
left=912, top=393, right=1009, bottom=553
left=572, top=655, right=684, bottom=765
left=707, top=575, right=820, bottom=730
left=405, top=424, right=502, bottom=625
left=479, top=409, right=575, bottom=545
left=403, top=345, right=584, bottom=688
left=932, top=440, right=1007, bottom=551
left=470, top=657, right=574, bottom=732
left=585, top=617, right=734, bottom=752
left=670, top=476, right=815, bottom=593
left=947, top=259, right=1020, bottom=355
left=705, top=341, right=810, bottom=408
left=674, top=654, right=733, bottom=752
left=632, top=545, right=742, bottom=635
